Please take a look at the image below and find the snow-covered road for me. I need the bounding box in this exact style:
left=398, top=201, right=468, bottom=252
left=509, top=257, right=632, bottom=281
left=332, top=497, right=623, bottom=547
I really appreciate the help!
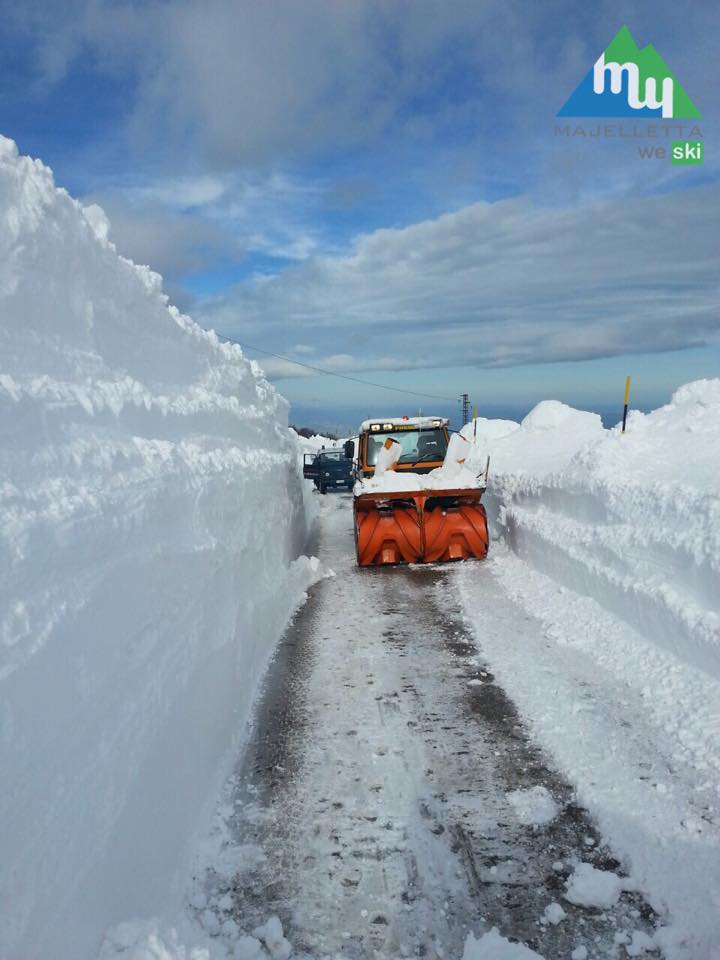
left=197, top=495, right=656, bottom=959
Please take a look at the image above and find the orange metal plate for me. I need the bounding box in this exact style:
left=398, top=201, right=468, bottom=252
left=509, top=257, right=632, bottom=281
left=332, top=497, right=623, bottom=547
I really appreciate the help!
left=355, top=499, right=422, bottom=566
left=353, top=489, right=488, bottom=566
left=423, top=501, right=489, bottom=563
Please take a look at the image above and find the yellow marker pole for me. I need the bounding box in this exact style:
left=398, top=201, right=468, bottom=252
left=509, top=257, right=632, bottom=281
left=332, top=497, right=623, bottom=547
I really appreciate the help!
left=622, top=376, right=631, bottom=433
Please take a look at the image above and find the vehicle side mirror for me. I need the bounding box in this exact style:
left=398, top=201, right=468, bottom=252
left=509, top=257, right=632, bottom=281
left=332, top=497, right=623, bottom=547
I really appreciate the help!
left=343, top=439, right=355, bottom=459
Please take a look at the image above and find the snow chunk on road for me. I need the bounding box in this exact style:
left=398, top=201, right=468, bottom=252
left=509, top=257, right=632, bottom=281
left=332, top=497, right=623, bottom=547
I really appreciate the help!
left=564, top=862, right=628, bottom=909
left=542, top=902, right=567, bottom=925
left=252, top=916, right=292, bottom=960
left=625, top=929, right=657, bottom=957
left=507, top=786, right=559, bottom=825
left=98, top=920, right=213, bottom=959
left=234, top=935, right=265, bottom=960
left=463, top=927, right=546, bottom=959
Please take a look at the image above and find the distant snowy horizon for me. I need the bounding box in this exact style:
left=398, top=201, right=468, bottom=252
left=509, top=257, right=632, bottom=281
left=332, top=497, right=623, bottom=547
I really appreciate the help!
left=288, top=400, right=653, bottom=438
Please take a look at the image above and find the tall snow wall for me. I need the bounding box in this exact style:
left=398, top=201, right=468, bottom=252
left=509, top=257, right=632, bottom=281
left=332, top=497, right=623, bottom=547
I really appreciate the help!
left=462, top=390, right=720, bottom=681
left=0, top=136, right=313, bottom=959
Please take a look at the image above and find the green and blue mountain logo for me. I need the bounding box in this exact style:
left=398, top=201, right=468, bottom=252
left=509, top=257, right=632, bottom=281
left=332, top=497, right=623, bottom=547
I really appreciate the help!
left=558, top=26, right=700, bottom=119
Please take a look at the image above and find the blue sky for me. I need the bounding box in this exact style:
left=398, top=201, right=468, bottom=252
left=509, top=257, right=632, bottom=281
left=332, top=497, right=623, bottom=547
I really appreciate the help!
left=2, top=0, right=718, bottom=430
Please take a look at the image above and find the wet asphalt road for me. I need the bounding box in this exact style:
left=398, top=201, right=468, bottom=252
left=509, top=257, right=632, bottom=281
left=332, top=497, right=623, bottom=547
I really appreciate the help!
left=201, top=493, right=655, bottom=959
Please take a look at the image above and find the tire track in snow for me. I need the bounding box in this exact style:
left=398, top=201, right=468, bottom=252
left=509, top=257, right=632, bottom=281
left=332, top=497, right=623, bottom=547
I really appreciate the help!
left=200, top=494, right=656, bottom=958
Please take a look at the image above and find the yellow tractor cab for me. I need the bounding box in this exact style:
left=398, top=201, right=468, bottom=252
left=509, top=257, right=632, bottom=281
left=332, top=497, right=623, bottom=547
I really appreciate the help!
left=351, top=416, right=450, bottom=479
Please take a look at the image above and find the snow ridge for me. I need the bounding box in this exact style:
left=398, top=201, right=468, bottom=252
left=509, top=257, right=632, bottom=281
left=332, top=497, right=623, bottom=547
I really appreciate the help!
left=460, top=386, right=720, bottom=957
left=0, top=135, right=318, bottom=960
left=463, top=386, right=720, bottom=681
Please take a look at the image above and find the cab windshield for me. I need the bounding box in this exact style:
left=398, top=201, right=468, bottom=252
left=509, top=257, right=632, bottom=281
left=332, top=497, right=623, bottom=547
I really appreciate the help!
left=365, top=428, right=448, bottom=467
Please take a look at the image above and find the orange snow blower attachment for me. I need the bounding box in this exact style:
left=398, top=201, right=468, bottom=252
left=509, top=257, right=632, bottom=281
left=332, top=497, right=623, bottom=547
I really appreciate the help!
left=350, top=416, right=489, bottom=567
left=422, top=491, right=489, bottom=563
left=354, top=493, right=423, bottom=566
left=354, top=488, right=488, bottom=566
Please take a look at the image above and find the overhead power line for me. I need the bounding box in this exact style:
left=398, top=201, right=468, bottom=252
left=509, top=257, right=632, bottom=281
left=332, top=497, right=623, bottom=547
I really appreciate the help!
left=219, top=335, right=457, bottom=403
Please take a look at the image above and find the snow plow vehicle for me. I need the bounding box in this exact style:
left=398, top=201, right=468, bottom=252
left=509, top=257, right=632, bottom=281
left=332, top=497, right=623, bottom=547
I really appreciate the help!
left=344, top=417, right=489, bottom=567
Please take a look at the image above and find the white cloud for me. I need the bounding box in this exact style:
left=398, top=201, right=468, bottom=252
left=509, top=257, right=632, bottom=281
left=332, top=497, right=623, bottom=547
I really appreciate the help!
left=201, top=185, right=720, bottom=373
left=12, top=0, right=555, bottom=167
left=248, top=352, right=355, bottom=380
left=85, top=167, right=323, bottom=278
left=12, top=0, right=719, bottom=191
left=125, top=176, right=228, bottom=209
left=85, top=196, right=242, bottom=277
left=253, top=357, right=316, bottom=380
left=10, top=0, right=719, bottom=381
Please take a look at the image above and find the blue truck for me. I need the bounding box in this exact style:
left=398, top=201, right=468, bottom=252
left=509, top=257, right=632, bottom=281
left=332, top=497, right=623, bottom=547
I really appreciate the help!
left=302, top=448, right=354, bottom=494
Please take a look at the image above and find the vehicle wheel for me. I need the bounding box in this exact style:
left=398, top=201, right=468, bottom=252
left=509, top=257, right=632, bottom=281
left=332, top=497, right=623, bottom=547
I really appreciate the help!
left=320, top=483, right=327, bottom=495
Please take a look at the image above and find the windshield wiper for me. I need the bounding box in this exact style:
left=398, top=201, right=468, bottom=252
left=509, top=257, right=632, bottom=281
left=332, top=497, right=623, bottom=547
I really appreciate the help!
left=399, top=451, right=445, bottom=466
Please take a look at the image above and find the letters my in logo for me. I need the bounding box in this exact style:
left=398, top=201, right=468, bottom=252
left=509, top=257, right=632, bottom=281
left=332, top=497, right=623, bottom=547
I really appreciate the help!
left=593, top=54, right=673, bottom=118
left=558, top=26, right=700, bottom=120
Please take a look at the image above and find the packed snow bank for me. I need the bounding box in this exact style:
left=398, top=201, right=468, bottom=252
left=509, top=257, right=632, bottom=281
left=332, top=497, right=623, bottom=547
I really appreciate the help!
left=355, top=464, right=483, bottom=494
left=462, top=386, right=720, bottom=680
left=374, top=434, right=403, bottom=475
left=458, top=384, right=720, bottom=958
left=462, top=416, right=520, bottom=445
left=0, top=135, right=320, bottom=960
left=98, top=913, right=293, bottom=960
left=459, top=545, right=720, bottom=960
left=290, top=430, right=341, bottom=457
left=355, top=432, right=483, bottom=494
left=98, top=919, right=215, bottom=960
left=462, top=401, right=605, bottom=482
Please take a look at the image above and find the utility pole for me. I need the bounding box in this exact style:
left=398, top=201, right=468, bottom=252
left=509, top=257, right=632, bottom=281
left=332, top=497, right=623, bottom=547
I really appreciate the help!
left=461, top=393, right=470, bottom=426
